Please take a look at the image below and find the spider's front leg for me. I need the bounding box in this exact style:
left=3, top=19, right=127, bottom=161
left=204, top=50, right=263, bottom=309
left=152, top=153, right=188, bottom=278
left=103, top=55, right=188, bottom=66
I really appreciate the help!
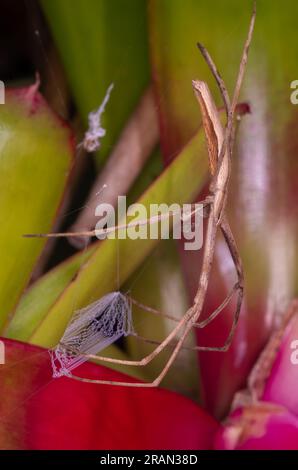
left=64, top=305, right=198, bottom=387
left=152, top=306, right=200, bottom=386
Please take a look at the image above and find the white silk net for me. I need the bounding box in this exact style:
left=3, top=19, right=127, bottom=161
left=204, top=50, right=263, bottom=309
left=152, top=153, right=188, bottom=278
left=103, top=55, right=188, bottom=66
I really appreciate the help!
left=49, top=292, right=133, bottom=378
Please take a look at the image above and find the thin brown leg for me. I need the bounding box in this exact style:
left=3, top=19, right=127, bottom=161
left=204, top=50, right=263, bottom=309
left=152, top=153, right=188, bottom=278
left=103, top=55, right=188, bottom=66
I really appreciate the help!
left=66, top=371, right=157, bottom=387
left=127, top=281, right=238, bottom=329
left=132, top=283, right=242, bottom=353
left=58, top=309, right=194, bottom=387
left=75, top=310, right=190, bottom=367
left=130, top=218, right=244, bottom=354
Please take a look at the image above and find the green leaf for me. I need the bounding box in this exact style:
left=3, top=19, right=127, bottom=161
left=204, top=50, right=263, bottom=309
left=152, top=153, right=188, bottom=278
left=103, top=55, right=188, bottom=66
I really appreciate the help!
left=41, top=0, right=150, bottom=164
left=5, top=247, right=94, bottom=341
left=0, top=85, right=73, bottom=331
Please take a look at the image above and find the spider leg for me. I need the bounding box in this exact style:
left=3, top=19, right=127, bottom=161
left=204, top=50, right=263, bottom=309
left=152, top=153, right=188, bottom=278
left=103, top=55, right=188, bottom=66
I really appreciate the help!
left=127, top=280, right=238, bottom=329
left=132, top=282, right=242, bottom=354
left=131, top=219, right=244, bottom=354
left=195, top=282, right=239, bottom=328
left=189, top=217, right=244, bottom=351
left=65, top=371, right=157, bottom=387
left=192, top=282, right=243, bottom=352
left=59, top=307, right=196, bottom=387
left=193, top=216, right=244, bottom=352
left=62, top=218, right=243, bottom=385
left=75, top=310, right=190, bottom=367
left=131, top=283, right=241, bottom=353
left=152, top=311, right=198, bottom=386
left=189, top=217, right=244, bottom=352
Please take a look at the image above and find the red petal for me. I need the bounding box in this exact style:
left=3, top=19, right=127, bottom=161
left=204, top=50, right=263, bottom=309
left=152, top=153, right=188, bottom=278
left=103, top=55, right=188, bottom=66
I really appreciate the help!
left=0, top=338, right=218, bottom=450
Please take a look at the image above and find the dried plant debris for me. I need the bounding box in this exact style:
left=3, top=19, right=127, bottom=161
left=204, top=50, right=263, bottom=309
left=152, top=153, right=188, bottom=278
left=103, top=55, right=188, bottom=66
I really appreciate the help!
left=82, top=83, right=114, bottom=152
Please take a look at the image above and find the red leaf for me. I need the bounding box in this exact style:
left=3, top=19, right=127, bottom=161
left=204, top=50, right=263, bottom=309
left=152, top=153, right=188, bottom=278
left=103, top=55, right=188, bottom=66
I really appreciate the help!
left=0, top=338, right=218, bottom=450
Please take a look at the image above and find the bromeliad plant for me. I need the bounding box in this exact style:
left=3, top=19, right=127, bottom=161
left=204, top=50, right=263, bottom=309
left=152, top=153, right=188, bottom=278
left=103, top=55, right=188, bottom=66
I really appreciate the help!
left=1, top=0, right=298, bottom=450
